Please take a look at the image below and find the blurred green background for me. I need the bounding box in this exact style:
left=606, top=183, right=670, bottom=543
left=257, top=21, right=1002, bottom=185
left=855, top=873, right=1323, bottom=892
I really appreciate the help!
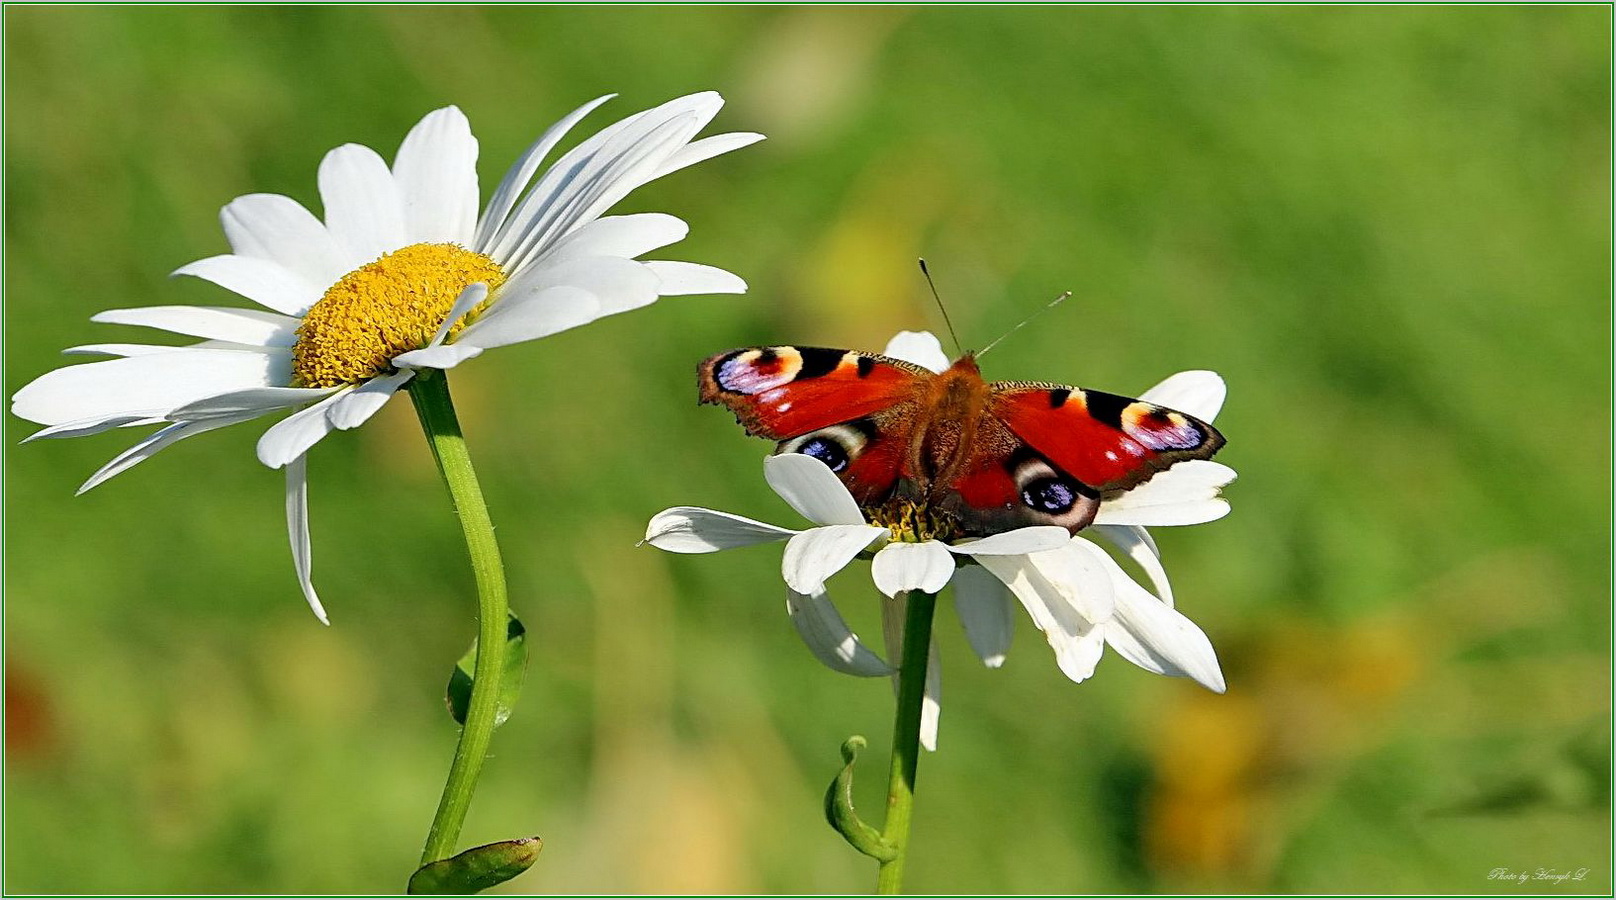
left=5, top=6, right=1610, bottom=894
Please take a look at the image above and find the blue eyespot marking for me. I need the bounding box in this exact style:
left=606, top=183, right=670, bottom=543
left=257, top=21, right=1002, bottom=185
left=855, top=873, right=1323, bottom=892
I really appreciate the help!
left=799, top=437, right=849, bottom=472
left=1022, top=478, right=1076, bottom=514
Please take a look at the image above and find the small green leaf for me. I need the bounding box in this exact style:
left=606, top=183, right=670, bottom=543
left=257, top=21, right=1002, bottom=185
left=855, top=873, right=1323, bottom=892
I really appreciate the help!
left=407, top=836, right=542, bottom=894
left=824, top=735, right=897, bottom=861
left=446, top=613, right=527, bottom=727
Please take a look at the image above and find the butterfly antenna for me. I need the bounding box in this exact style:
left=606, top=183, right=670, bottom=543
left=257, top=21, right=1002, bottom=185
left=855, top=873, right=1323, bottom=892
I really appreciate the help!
left=977, top=290, right=1072, bottom=359
left=918, top=258, right=963, bottom=356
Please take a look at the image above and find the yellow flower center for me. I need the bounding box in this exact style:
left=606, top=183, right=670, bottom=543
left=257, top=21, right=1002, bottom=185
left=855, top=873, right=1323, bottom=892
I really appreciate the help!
left=866, top=499, right=960, bottom=543
left=290, top=243, right=506, bottom=388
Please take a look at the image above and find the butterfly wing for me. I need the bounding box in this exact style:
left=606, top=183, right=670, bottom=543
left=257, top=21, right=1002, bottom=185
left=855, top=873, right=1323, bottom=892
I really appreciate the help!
left=699, top=348, right=1225, bottom=537
left=698, top=346, right=931, bottom=505
left=989, top=383, right=1225, bottom=493
left=928, top=382, right=1223, bottom=537
left=936, top=414, right=1107, bottom=535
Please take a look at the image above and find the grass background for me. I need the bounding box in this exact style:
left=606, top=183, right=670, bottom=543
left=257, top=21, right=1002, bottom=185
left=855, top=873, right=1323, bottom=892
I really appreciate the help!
left=4, top=6, right=1610, bottom=893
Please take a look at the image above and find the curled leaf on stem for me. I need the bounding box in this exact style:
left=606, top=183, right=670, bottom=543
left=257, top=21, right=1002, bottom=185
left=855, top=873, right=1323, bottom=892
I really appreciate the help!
left=824, top=735, right=897, bottom=862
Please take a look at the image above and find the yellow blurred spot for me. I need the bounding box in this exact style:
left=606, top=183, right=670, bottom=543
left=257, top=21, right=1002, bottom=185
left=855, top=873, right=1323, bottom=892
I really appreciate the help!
left=547, top=527, right=754, bottom=891
left=734, top=8, right=908, bottom=148
left=1145, top=612, right=1428, bottom=887
left=256, top=622, right=377, bottom=725
left=793, top=158, right=955, bottom=344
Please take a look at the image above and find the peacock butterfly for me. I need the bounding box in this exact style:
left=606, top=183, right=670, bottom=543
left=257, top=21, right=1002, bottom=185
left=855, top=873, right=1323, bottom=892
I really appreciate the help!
left=697, top=345, right=1225, bottom=539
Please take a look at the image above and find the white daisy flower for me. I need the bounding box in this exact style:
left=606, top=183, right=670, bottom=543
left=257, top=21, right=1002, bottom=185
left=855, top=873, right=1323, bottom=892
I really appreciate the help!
left=644, top=331, right=1234, bottom=748
left=645, top=451, right=1071, bottom=749
left=883, top=329, right=1232, bottom=673
left=13, top=92, right=763, bottom=624
left=884, top=330, right=1232, bottom=690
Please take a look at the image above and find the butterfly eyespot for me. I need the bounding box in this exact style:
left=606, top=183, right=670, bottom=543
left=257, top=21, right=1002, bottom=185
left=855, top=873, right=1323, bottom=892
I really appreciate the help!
left=1009, top=451, right=1095, bottom=523
left=1021, top=477, right=1077, bottom=514
left=798, top=436, right=850, bottom=472
left=778, top=421, right=876, bottom=475
left=1122, top=404, right=1204, bottom=450
left=714, top=347, right=804, bottom=395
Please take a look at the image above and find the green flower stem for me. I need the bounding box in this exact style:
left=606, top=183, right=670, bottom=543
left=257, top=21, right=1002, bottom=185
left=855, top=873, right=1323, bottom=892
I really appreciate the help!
left=876, top=589, right=938, bottom=895
left=408, top=369, right=511, bottom=867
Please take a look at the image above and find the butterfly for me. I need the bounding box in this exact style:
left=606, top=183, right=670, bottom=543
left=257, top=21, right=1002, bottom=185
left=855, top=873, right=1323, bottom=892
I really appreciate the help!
left=698, top=345, right=1225, bottom=539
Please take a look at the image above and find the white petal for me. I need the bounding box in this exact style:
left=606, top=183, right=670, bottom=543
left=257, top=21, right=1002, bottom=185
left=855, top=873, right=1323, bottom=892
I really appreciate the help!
left=651, top=131, right=766, bottom=180
left=172, top=255, right=324, bottom=317
left=170, top=385, right=338, bottom=421
left=62, top=343, right=177, bottom=357
left=643, top=506, right=798, bottom=553
left=951, top=564, right=1014, bottom=668
left=425, top=283, right=489, bottom=349
left=882, top=331, right=951, bottom=374
left=502, top=117, right=700, bottom=271
left=543, top=213, right=688, bottom=262
left=1093, top=460, right=1237, bottom=526
left=1101, top=557, right=1224, bottom=692
left=327, top=370, right=412, bottom=430
left=318, top=143, right=406, bottom=265
left=637, top=90, right=725, bottom=136
left=24, top=412, right=166, bottom=441
left=595, top=91, right=725, bottom=148
left=256, top=389, right=350, bottom=469
left=193, top=341, right=286, bottom=353
left=781, top=524, right=887, bottom=594
left=475, top=94, right=616, bottom=249
left=220, top=193, right=352, bottom=288
left=285, top=455, right=330, bottom=625
left=974, top=552, right=1070, bottom=625
left=452, top=286, right=601, bottom=351
left=502, top=256, right=659, bottom=317
left=392, top=343, right=484, bottom=370
left=1056, top=537, right=1124, bottom=623
left=1095, top=496, right=1232, bottom=528
left=494, top=94, right=725, bottom=263
left=641, top=261, right=747, bottom=296
left=92, top=305, right=299, bottom=347
left=763, top=453, right=866, bottom=526
left=976, top=539, right=1114, bottom=678
left=947, top=525, right=1071, bottom=556
left=921, top=639, right=941, bottom=752
left=1139, top=370, right=1226, bottom=422
left=76, top=411, right=262, bottom=494
left=1089, top=524, right=1174, bottom=607
left=786, top=587, right=893, bottom=677
left=495, top=111, right=704, bottom=273
left=870, top=541, right=955, bottom=597
left=1054, top=629, right=1106, bottom=684
left=11, top=348, right=288, bottom=426
left=392, top=106, right=479, bottom=245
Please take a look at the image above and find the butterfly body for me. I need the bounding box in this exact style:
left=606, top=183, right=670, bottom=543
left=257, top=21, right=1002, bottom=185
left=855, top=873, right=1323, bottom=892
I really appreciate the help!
left=698, top=346, right=1224, bottom=540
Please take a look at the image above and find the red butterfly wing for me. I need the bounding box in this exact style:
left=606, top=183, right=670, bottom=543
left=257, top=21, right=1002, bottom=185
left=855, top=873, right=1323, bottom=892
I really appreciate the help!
left=928, top=414, right=1100, bottom=535
left=699, top=346, right=929, bottom=506
left=699, top=346, right=928, bottom=438
left=829, top=417, right=912, bottom=504
left=989, top=384, right=1225, bottom=493
left=699, top=348, right=1226, bottom=535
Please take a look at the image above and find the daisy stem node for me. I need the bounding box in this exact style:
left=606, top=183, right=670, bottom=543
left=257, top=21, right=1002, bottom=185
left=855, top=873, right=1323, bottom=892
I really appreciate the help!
left=875, top=588, right=937, bottom=895
left=407, top=369, right=513, bottom=870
